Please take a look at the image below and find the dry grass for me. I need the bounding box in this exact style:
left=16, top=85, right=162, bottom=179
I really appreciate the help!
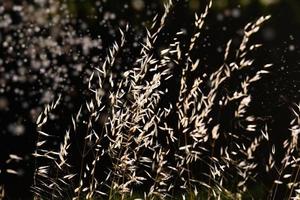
left=29, top=1, right=300, bottom=200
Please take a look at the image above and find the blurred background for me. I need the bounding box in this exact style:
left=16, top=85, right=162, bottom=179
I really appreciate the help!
left=0, top=0, right=299, bottom=199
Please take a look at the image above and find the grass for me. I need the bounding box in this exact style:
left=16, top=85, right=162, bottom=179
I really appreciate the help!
left=22, top=0, right=300, bottom=200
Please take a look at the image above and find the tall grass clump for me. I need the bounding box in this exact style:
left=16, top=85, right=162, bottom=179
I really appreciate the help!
left=31, top=0, right=300, bottom=199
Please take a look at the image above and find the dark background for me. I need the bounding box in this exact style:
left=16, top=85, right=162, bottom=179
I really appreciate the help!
left=0, top=0, right=300, bottom=199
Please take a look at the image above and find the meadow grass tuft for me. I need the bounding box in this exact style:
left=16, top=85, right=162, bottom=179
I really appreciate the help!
left=29, top=1, right=300, bottom=199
